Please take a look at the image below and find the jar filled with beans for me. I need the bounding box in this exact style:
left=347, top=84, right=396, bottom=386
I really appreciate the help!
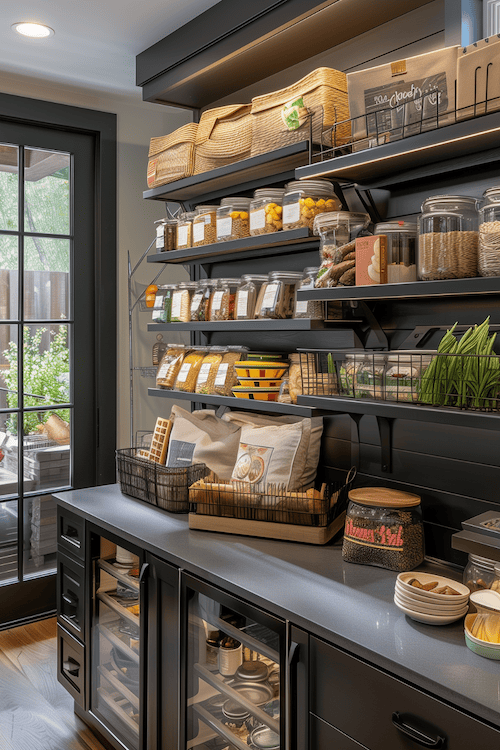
left=249, top=188, right=285, bottom=236
left=195, top=347, right=227, bottom=394
left=209, top=278, right=241, bottom=321
left=190, top=279, right=217, bottom=321
left=256, top=271, right=303, bottom=319
left=282, top=179, right=341, bottom=234
left=418, top=195, right=479, bottom=280
left=154, top=218, right=177, bottom=252
left=216, top=198, right=251, bottom=242
left=479, top=187, right=500, bottom=277
left=176, top=211, right=195, bottom=250
left=171, top=282, right=196, bottom=323
left=235, top=274, right=268, bottom=320
left=174, top=347, right=209, bottom=392
left=193, top=205, right=218, bottom=247
left=294, top=267, right=324, bottom=319
left=156, top=345, right=189, bottom=389
left=213, top=346, right=249, bottom=395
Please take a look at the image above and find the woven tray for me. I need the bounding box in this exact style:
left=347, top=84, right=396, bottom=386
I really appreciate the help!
left=147, top=122, right=198, bottom=188
left=194, top=104, right=252, bottom=174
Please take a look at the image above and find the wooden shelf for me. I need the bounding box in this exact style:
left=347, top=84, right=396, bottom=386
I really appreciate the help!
left=98, top=664, right=140, bottom=711
left=148, top=388, right=317, bottom=417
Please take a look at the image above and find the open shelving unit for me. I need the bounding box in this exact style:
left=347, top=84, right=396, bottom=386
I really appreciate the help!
left=148, top=388, right=317, bottom=417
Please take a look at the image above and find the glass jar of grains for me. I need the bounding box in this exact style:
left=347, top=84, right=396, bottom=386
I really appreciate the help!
left=235, top=274, right=268, bottom=320
left=216, top=197, right=251, bottom=242
left=342, top=487, right=424, bottom=571
left=190, top=279, right=217, bottom=322
left=195, top=347, right=227, bottom=394
left=213, top=346, right=249, bottom=395
left=176, top=212, right=195, bottom=250
left=209, top=278, right=241, bottom=321
left=464, top=554, right=497, bottom=592
left=418, top=195, right=479, bottom=280
left=282, top=179, right=340, bottom=234
left=192, top=205, right=218, bottom=247
left=256, top=271, right=303, bottom=319
left=154, top=218, right=177, bottom=252
left=294, top=267, right=323, bottom=319
left=479, top=187, right=500, bottom=277
left=250, top=188, right=285, bottom=236
left=374, top=221, right=417, bottom=283
left=170, top=282, right=196, bottom=323
left=174, top=347, right=209, bottom=392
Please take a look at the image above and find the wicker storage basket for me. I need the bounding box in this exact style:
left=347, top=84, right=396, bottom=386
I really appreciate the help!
left=250, top=67, right=350, bottom=156
left=116, top=448, right=209, bottom=513
left=194, top=104, right=252, bottom=174
left=147, top=123, right=198, bottom=188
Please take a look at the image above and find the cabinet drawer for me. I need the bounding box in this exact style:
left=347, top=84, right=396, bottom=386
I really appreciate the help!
left=311, top=714, right=368, bottom=749
left=310, top=636, right=500, bottom=750
left=57, top=551, right=85, bottom=642
left=58, top=508, right=85, bottom=560
left=57, top=625, right=86, bottom=708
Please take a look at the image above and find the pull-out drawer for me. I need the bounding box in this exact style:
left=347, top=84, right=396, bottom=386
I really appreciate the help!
left=57, top=625, right=86, bottom=708
left=310, top=636, right=500, bottom=750
left=311, top=715, right=368, bottom=749
left=57, top=551, right=85, bottom=641
left=58, top=508, right=85, bottom=561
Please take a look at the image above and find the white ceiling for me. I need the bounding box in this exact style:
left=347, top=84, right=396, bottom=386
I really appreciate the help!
left=0, top=0, right=222, bottom=95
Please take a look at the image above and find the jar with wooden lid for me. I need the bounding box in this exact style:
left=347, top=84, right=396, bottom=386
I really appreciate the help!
left=250, top=188, right=285, bottom=235
left=216, top=197, right=251, bottom=241
left=174, top=347, right=209, bottom=392
left=154, top=218, right=177, bottom=252
left=256, top=271, right=303, bottom=319
left=342, top=487, right=424, bottom=571
left=176, top=211, right=195, bottom=250
left=282, top=179, right=340, bottom=234
left=192, top=205, right=218, bottom=247
left=209, top=278, right=241, bottom=321
left=170, top=282, right=196, bottom=322
left=190, top=279, right=217, bottom=321
left=235, top=274, right=268, bottom=320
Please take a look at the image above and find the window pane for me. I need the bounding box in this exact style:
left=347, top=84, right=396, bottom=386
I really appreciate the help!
left=0, top=144, right=18, bottom=232
left=23, top=409, right=71, bottom=492
left=24, top=494, right=56, bottom=577
left=0, top=500, right=18, bottom=584
left=0, top=235, right=19, bottom=320
left=0, top=324, right=18, bottom=410
left=24, top=149, right=70, bottom=236
left=24, top=237, right=70, bottom=320
left=23, top=324, right=70, bottom=409
left=0, top=412, right=18, bottom=499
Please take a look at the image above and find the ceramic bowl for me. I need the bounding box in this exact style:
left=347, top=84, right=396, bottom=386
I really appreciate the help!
left=232, top=388, right=280, bottom=401
left=237, top=377, right=283, bottom=388
left=395, top=582, right=469, bottom=610
left=246, top=352, right=285, bottom=361
left=397, top=572, right=470, bottom=602
left=394, top=595, right=468, bottom=625
left=465, top=613, right=500, bottom=659
left=234, top=362, right=289, bottom=379
left=394, top=591, right=468, bottom=617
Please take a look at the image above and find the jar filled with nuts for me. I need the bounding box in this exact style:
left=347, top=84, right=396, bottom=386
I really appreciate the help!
left=154, top=218, right=177, bottom=252
left=171, top=282, right=197, bottom=323
left=209, top=278, right=241, bottom=321
left=249, top=188, right=285, bottom=236
left=256, top=271, right=303, bottom=319
left=464, top=554, right=497, bottom=592
left=418, top=195, right=479, bottom=280
left=479, top=187, right=500, bottom=277
left=216, top=198, right=251, bottom=242
left=174, top=347, right=209, bottom=392
left=294, top=267, right=324, bottom=319
left=190, top=279, right=217, bottom=321
left=282, top=179, right=341, bottom=234
left=193, top=205, right=218, bottom=247
left=195, top=347, right=227, bottom=394
left=176, top=211, right=195, bottom=250
left=235, top=274, right=268, bottom=320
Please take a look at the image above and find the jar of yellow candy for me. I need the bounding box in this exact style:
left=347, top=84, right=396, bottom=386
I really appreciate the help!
left=216, top=197, right=251, bottom=242
left=249, top=188, right=286, bottom=236
left=282, top=179, right=341, bottom=235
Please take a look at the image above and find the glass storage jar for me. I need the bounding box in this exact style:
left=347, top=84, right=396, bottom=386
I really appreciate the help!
left=154, top=218, right=177, bottom=252
left=151, top=284, right=176, bottom=323
left=216, top=197, right=251, bottom=241
left=209, top=278, right=241, bottom=321
left=256, top=271, right=303, bottom=319
left=190, top=279, right=217, bottom=321
left=384, top=350, right=434, bottom=403
left=479, top=187, right=500, bottom=277
left=235, top=275, right=268, bottom=320
left=294, top=267, right=324, bottom=319
left=314, top=211, right=370, bottom=260
left=213, top=346, right=249, bottom=395
left=354, top=353, right=387, bottom=399
left=418, top=195, right=479, bottom=280
left=374, top=221, right=417, bottom=283
left=170, top=282, right=197, bottom=323
left=464, top=554, right=497, bottom=592
left=174, top=346, right=209, bottom=392
left=192, top=205, right=218, bottom=247
left=282, top=179, right=340, bottom=234
left=176, top=211, right=195, bottom=250
left=249, top=188, right=285, bottom=235
left=342, top=487, right=424, bottom=571
left=337, top=352, right=365, bottom=397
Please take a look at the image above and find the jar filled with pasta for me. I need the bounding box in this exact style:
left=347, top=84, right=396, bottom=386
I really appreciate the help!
left=216, top=198, right=251, bottom=242
left=156, top=345, right=189, bottom=389
left=294, top=268, right=324, bottom=319
left=193, top=205, right=218, bottom=247
left=235, top=275, right=268, bottom=320
left=213, top=346, right=249, bottom=395
left=282, top=180, right=340, bottom=234
left=174, top=347, right=209, bottom=392
left=176, top=212, right=195, bottom=250
left=195, top=347, right=227, bottom=394
left=171, top=282, right=196, bottom=323
left=250, top=188, right=285, bottom=236
left=256, top=271, right=303, bottom=319
left=209, top=278, right=241, bottom=321
left=190, top=279, right=217, bottom=321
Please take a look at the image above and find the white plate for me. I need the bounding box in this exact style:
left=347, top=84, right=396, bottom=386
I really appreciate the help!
left=394, top=592, right=468, bottom=617
left=395, top=582, right=469, bottom=610
left=394, top=595, right=468, bottom=625
left=397, top=572, right=470, bottom=601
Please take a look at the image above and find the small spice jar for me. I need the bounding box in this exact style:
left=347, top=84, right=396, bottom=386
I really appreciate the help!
left=195, top=347, right=227, bottom=395
left=218, top=636, right=243, bottom=676
left=174, top=346, right=209, bottom=392
left=256, top=271, right=303, bottom=319
left=282, top=179, right=340, bottom=234
left=314, top=211, right=370, bottom=261
left=216, top=197, right=251, bottom=241
left=154, top=218, right=177, bottom=252
left=479, top=187, right=500, bottom=277
left=342, top=487, right=424, bottom=571
left=170, top=282, right=196, bottom=323
left=190, top=279, right=217, bottom=321
left=464, top=554, right=497, bottom=592
left=294, top=267, right=323, bottom=319
left=374, top=221, right=417, bottom=283
left=193, top=205, right=218, bottom=247
left=235, top=275, right=268, bottom=320
left=250, top=188, right=285, bottom=235
left=418, top=195, right=479, bottom=280
left=209, top=278, right=241, bottom=321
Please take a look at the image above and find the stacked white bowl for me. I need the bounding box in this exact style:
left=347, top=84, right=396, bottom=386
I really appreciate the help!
left=394, top=572, right=470, bottom=625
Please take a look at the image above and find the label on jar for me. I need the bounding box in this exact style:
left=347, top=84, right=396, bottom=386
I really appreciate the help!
left=171, top=294, right=182, bottom=319
left=197, top=362, right=211, bottom=385
left=217, top=216, right=232, bottom=238
left=237, top=290, right=249, bottom=317
left=156, top=224, right=165, bottom=249
left=176, top=362, right=191, bottom=383
left=190, top=293, right=203, bottom=313
left=151, top=296, right=164, bottom=321
left=295, top=299, right=308, bottom=314
left=211, top=291, right=224, bottom=311
left=262, top=283, right=279, bottom=309
left=215, top=363, right=229, bottom=386
left=283, top=202, right=300, bottom=225
left=344, top=518, right=404, bottom=550
left=250, top=208, right=265, bottom=231
left=193, top=222, right=205, bottom=243
left=177, top=225, right=189, bottom=247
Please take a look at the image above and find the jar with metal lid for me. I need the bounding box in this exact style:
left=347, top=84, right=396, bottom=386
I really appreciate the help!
left=342, top=487, right=424, bottom=571
left=250, top=188, right=285, bottom=236
left=176, top=211, right=195, bottom=250
left=190, top=279, right=217, bottom=321
left=314, top=211, right=371, bottom=261
left=195, top=347, right=227, bottom=395
left=154, top=218, right=177, bottom=252
left=216, top=197, right=251, bottom=241
left=256, top=271, right=303, bottom=319
left=174, top=346, right=209, bottom=392
left=384, top=350, right=435, bottom=402
left=374, top=221, right=417, bottom=283
left=282, top=179, right=340, bottom=234
left=209, top=278, right=241, bottom=321
left=193, top=205, right=218, bottom=247
left=418, top=195, right=479, bottom=280
left=479, top=187, right=500, bottom=277
left=170, top=282, right=197, bottom=323
left=464, top=554, right=497, bottom=592
left=235, top=275, right=268, bottom=320
left=294, top=267, right=323, bottom=319
left=151, top=284, right=176, bottom=323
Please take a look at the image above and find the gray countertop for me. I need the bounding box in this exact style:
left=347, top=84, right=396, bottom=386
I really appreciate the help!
left=54, top=483, right=500, bottom=730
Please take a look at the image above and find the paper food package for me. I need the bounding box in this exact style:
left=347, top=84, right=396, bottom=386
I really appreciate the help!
left=457, top=36, right=500, bottom=119
left=355, top=235, right=387, bottom=286
left=347, top=46, right=459, bottom=146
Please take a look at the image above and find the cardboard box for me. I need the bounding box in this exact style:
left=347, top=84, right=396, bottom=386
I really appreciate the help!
left=355, top=235, right=387, bottom=286
left=457, top=36, right=500, bottom=119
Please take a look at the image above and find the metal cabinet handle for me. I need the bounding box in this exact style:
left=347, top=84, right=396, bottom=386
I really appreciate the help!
left=63, top=659, right=80, bottom=676
left=62, top=593, right=78, bottom=607
left=392, top=712, right=446, bottom=748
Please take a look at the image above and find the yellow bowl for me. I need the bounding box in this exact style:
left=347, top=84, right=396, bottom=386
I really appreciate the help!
left=234, top=362, right=289, bottom=379
left=237, top=377, right=283, bottom=388
left=232, top=388, right=280, bottom=401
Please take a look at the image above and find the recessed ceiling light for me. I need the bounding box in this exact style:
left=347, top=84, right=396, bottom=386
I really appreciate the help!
left=12, top=22, right=54, bottom=38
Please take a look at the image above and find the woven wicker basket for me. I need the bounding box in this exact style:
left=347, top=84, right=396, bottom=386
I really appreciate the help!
left=250, top=67, right=350, bottom=156
left=194, top=104, right=252, bottom=174
left=147, top=123, right=198, bottom=188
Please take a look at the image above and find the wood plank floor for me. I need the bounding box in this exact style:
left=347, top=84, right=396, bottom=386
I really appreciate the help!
left=0, top=617, right=107, bottom=750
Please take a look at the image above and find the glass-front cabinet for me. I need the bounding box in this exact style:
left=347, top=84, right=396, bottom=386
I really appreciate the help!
left=182, top=574, right=285, bottom=750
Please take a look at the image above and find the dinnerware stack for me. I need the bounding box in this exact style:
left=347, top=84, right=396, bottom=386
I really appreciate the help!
left=394, top=572, right=470, bottom=625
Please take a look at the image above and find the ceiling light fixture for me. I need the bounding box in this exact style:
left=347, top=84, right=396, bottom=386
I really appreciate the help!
left=12, top=22, right=54, bottom=38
